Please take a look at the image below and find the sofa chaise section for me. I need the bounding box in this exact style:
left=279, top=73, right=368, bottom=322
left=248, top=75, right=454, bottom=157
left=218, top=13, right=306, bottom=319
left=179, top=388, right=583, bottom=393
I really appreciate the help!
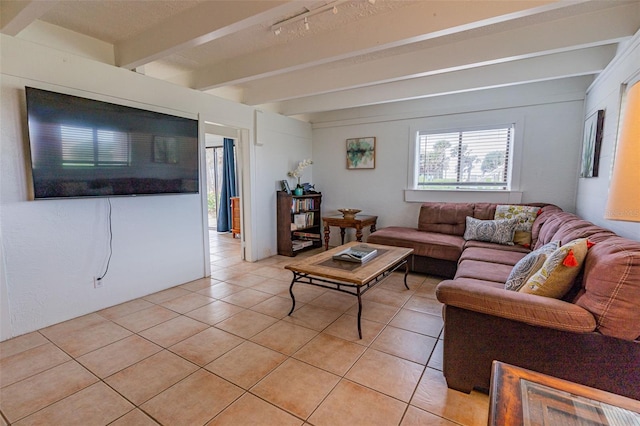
left=436, top=210, right=640, bottom=400
left=368, top=201, right=640, bottom=400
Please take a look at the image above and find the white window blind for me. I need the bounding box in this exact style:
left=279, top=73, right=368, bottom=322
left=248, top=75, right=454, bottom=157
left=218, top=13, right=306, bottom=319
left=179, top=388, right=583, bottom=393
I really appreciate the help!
left=60, top=125, right=130, bottom=166
left=417, top=125, right=513, bottom=189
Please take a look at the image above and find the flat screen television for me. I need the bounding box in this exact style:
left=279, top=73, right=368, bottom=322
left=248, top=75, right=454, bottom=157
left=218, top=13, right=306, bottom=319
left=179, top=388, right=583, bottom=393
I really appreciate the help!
left=25, top=87, right=199, bottom=199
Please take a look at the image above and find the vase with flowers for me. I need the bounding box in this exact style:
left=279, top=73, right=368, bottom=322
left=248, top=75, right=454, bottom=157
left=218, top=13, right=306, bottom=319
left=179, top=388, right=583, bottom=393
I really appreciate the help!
left=288, top=159, right=312, bottom=196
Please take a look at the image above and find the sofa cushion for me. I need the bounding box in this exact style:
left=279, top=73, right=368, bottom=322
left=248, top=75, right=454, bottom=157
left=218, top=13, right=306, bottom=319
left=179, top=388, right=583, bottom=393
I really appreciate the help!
left=530, top=204, right=563, bottom=249
left=495, top=204, right=541, bottom=247
left=533, top=211, right=615, bottom=249
left=472, top=203, right=498, bottom=220
left=463, top=240, right=531, bottom=254
left=463, top=217, right=518, bottom=245
left=520, top=238, right=589, bottom=299
left=436, top=279, right=597, bottom=333
left=367, top=227, right=464, bottom=261
left=505, top=241, right=560, bottom=292
left=459, top=247, right=527, bottom=266
left=573, top=237, right=640, bottom=340
left=417, top=203, right=474, bottom=236
left=455, top=259, right=514, bottom=283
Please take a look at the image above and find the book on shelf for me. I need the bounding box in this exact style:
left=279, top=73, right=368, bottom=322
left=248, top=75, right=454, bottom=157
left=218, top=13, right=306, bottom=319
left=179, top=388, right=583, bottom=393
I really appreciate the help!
left=293, top=214, right=306, bottom=229
left=293, top=231, right=321, bottom=240
left=292, top=239, right=314, bottom=250
left=332, top=244, right=378, bottom=263
left=292, top=212, right=315, bottom=229
left=290, top=197, right=316, bottom=213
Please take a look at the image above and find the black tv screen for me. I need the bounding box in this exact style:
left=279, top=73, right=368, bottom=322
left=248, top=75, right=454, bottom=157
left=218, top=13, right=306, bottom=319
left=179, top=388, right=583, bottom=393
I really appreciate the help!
left=25, top=87, right=199, bottom=199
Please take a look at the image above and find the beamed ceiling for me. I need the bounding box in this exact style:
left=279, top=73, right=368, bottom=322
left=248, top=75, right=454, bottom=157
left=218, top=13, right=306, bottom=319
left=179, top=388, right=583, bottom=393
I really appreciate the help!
left=2, top=0, right=639, bottom=121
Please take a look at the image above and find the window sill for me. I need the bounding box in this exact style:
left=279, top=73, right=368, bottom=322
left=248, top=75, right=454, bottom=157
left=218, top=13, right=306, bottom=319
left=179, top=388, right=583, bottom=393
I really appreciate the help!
left=404, top=189, right=523, bottom=203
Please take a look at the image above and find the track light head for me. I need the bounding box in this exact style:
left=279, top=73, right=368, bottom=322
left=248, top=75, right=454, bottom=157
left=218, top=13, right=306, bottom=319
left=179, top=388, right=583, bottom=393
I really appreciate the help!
left=304, top=17, right=309, bottom=30
left=274, top=27, right=282, bottom=35
left=333, top=6, right=338, bottom=14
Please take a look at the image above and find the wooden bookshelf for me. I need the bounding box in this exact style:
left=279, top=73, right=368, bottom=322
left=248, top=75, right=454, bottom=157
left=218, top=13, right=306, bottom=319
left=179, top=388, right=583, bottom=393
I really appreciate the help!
left=277, top=191, right=322, bottom=256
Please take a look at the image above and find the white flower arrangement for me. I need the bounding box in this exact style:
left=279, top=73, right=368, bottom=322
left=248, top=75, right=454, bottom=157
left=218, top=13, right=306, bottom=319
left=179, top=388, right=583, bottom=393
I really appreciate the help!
left=288, top=159, right=313, bottom=181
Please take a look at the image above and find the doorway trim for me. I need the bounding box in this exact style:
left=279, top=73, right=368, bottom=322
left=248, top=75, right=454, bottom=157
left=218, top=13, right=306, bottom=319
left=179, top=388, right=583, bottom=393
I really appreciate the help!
left=199, top=120, right=251, bottom=278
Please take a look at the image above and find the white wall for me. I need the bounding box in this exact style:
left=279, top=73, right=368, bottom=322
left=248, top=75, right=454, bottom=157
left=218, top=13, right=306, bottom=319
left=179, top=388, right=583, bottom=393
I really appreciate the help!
left=253, top=110, right=313, bottom=259
left=0, top=35, right=311, bottom=340
left=577, top=31, right=640, bottom=241
left=311, top=78, right=591, bottom=246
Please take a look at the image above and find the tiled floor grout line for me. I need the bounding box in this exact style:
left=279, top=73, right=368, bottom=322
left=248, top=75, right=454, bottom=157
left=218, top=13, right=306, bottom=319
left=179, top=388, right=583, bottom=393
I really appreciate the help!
left=2, top=304, right=444, bottom=424
left=5, top=291, right=442, bottom=424
left=2, top=236, right=467, bottom=425
left=155, top=271, right=440, bottom=424
left=128, top=292, right=433, bottom=424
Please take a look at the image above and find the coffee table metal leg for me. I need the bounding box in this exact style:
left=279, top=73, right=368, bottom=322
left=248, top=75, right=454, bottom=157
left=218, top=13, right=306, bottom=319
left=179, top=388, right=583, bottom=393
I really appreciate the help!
left=357, top=287, right=363, bottom=340
left=403, top=260, right=410, bottom=290
left=288, top=276, right=297, bottom=316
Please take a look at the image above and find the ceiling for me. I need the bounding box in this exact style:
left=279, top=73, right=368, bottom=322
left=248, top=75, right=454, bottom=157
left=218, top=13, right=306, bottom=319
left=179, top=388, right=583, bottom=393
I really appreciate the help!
left=2, top=0, right=639, bottom=121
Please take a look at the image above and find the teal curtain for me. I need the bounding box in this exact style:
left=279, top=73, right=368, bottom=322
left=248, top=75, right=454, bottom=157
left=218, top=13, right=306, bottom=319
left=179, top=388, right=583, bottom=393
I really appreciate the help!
left=217, top=138, right=236, bottom=232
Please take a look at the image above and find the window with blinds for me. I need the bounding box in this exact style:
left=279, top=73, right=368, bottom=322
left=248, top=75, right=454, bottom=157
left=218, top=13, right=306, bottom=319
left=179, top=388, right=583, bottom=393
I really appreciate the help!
left=60, top=125, right=130, bottom=167
left=416, top=125, right=513, bottom=190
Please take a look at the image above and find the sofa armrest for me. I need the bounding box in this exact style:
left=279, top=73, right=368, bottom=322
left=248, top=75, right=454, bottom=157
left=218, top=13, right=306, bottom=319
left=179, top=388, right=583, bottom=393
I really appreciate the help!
left=436, top=280, right=596, bottom=333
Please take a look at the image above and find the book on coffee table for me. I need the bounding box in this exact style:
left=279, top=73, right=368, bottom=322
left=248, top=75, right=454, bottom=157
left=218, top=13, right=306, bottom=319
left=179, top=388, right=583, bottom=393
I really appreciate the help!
left=332, top=244, right=378, bottom=263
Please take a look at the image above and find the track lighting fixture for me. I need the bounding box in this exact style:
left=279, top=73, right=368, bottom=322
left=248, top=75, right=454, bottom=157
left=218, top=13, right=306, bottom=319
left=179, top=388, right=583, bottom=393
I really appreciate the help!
left=271, top=0, right=346, bottom=34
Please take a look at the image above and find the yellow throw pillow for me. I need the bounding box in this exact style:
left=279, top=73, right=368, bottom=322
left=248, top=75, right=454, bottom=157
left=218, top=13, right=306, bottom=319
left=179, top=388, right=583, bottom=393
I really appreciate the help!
left=494, top=205, right=541, bottom=247
left=519, top=238, right=589, bottom=298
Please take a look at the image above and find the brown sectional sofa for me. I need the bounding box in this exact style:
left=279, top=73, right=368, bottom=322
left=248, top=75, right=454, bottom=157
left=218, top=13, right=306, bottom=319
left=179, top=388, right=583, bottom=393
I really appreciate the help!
left=368, top=202, right=640, bottom=400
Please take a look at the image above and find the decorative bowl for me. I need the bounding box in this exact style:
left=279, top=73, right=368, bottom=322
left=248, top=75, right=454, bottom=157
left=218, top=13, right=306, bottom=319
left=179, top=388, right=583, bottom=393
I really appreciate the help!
left=338, top=209, right=361, bottom=219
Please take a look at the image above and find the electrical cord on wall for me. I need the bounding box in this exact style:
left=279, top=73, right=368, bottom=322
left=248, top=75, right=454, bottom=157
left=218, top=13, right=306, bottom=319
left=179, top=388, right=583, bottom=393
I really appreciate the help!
left=97, top=198, right=113, bottom=282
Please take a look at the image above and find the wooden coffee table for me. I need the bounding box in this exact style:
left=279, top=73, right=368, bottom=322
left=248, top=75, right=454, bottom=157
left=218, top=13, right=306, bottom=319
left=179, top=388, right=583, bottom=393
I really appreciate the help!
left=489, top=361, right=640, bottom=425
left=284, top=242, right=413, bottom=339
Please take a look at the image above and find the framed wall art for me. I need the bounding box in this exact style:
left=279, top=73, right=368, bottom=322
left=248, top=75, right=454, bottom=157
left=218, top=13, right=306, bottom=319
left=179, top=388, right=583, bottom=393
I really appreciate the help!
left=580, top=110, right=604, bottom=178
left=346, top=137, right=375, bottom=169
left=153, top=136, right=179, bottom=164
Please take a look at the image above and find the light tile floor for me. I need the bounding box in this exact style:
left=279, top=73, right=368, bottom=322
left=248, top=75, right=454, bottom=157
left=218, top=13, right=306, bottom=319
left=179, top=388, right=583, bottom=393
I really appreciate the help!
left=0, top=232, right=489, bottom=425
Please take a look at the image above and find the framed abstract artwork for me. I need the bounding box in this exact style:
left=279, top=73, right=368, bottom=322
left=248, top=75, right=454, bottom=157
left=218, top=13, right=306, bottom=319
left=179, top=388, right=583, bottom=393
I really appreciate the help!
left=153, top=136, right=179, bottom=164
left=346, top=137, right=375, bottom=169
left=580, top=110, right=604, bottom=178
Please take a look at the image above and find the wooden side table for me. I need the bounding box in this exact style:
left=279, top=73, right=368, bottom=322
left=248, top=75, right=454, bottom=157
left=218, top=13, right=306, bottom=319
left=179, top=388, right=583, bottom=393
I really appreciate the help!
left=489, top=361, right=640, bottom=425
left=322, top=214, right=377, bottom=250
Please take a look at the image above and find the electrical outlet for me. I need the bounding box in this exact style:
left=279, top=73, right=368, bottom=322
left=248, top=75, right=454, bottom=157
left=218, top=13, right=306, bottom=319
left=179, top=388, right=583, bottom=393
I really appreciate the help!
left=94, top=277, right=103, bottom=289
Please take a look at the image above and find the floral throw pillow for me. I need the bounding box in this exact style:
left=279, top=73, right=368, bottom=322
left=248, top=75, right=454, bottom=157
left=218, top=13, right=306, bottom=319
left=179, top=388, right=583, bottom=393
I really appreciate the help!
left=519, top=238, right=591, bottom=299
left=505, top=241, right=560, bottom=291
left=494, top=205, right=541, bottom=247
left=463, top=216, right=518, bottom=245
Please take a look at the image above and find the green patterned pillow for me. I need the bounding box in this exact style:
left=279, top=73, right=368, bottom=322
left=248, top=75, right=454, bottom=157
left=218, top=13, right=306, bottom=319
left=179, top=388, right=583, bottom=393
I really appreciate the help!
left=505, top=241, right=560, bottom=291
left=494, top=205, right=541, bottom=247
left=463, top=216, right=518, bottom=245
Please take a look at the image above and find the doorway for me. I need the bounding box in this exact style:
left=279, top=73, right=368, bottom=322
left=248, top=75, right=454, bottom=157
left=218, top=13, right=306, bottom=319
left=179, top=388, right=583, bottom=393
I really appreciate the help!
left=202, top=123, right=250, bottom=269
left=205, top=146, right=224, bottom=230
left=204, top=132, right=239, bottom=235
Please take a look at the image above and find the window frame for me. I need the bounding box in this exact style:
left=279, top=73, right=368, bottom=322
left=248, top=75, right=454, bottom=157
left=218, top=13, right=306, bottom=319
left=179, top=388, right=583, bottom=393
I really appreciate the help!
left=406, top=114, right=525, bottom=203
left=415, top=124, right=514, bottom=190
